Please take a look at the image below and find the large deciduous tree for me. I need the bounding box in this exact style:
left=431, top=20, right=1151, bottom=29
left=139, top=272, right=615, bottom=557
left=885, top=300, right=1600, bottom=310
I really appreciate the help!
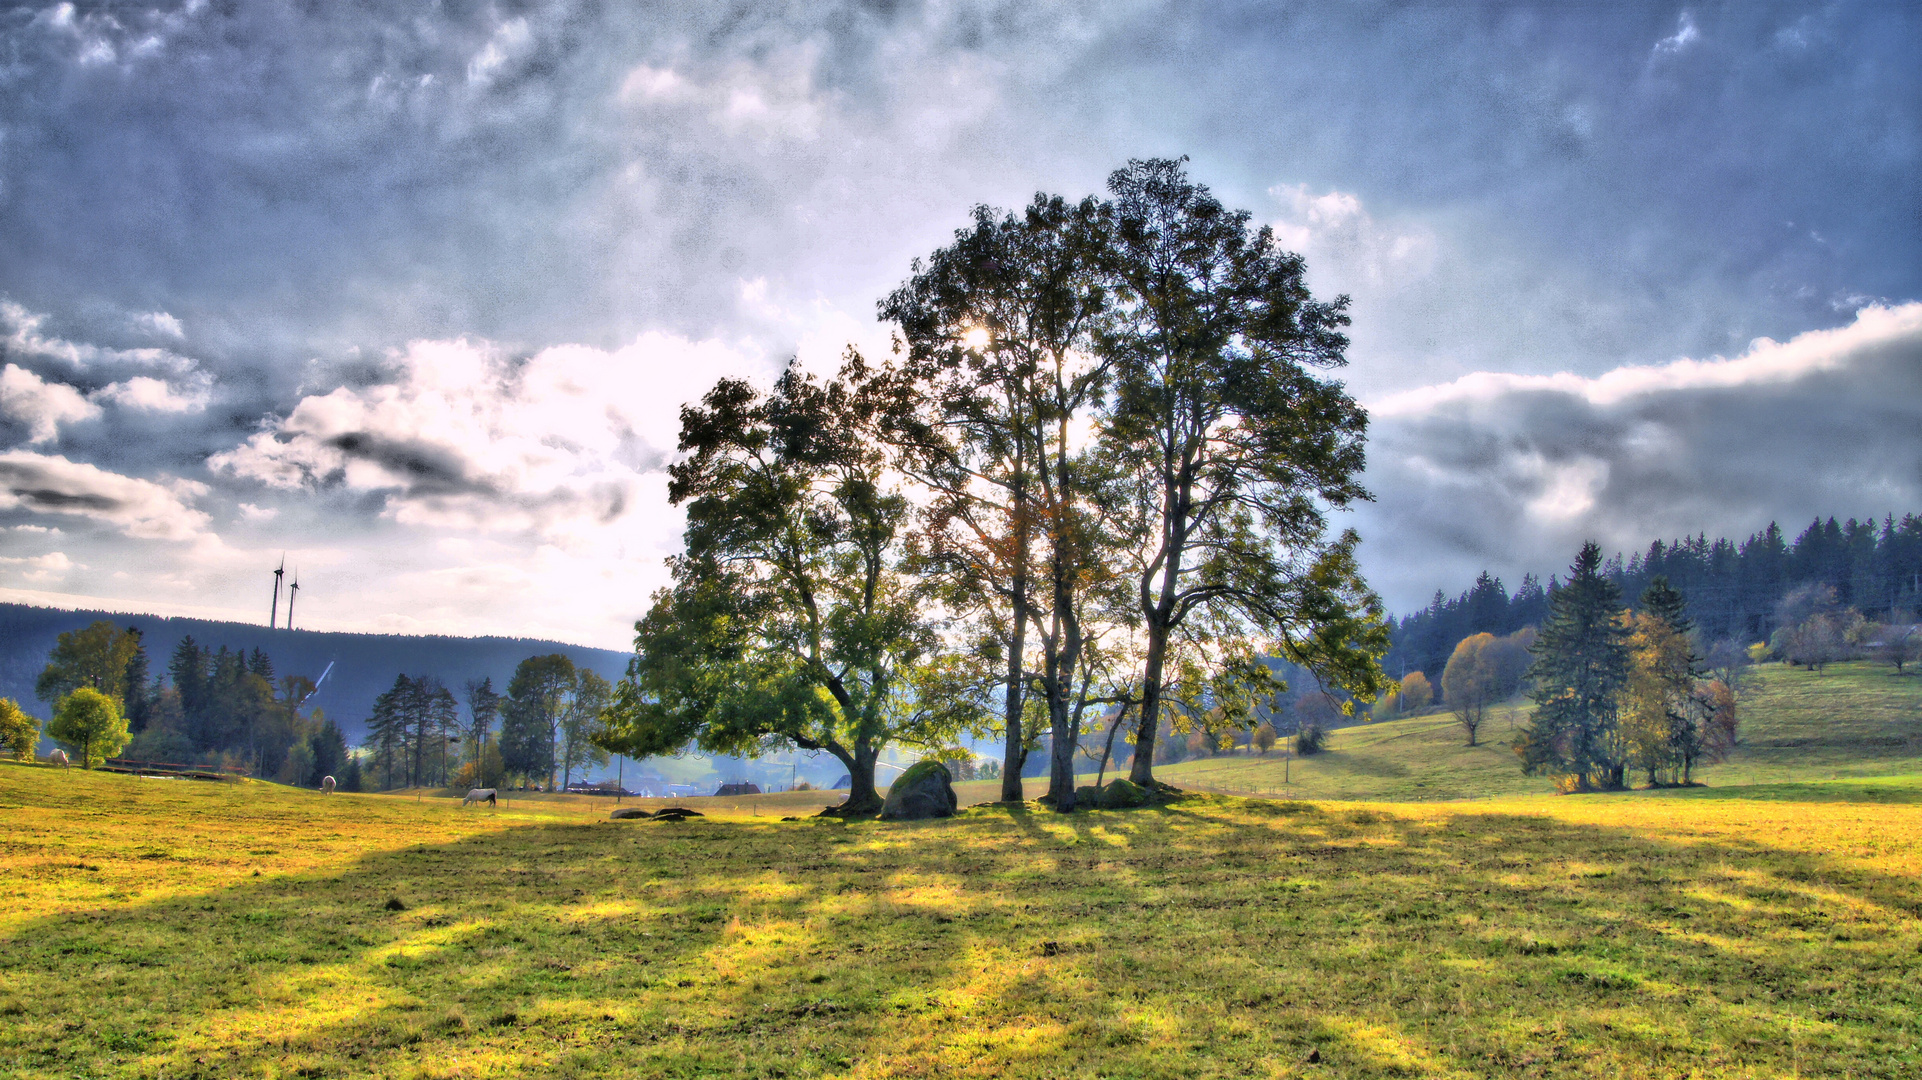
left=1099, top=158, right=1389, bottom=787
left=597, top=364, right=974, bottom=815
left=876, top=193, right=1123, bottom=808
left=1517, top=542, right=1631, bottom=791
left=36, top=621, right=143, bottom=708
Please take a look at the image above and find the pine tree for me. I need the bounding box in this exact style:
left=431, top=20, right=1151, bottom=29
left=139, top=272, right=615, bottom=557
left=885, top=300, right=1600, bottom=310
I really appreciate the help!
left=1516, top=542, right=1630, bottom=791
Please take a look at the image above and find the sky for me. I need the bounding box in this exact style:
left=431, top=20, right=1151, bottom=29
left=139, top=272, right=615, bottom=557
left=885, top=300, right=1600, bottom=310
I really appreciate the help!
left=0, top=0, right=1916, bottom=649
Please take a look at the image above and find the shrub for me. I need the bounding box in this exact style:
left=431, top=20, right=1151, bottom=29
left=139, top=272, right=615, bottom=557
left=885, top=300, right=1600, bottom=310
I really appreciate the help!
left=1294, top=723, right=1327, bottom=756
left=0, top=698, right=40, bottom=760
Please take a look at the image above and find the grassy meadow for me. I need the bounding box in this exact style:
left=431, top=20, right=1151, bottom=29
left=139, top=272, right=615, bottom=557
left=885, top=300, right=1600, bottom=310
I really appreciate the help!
left=1154, top=661, right=1922, bottom=802
left=5, top=742, right=1922, bottom=1079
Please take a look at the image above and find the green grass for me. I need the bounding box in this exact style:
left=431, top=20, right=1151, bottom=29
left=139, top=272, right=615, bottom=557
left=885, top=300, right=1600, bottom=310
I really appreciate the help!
left=1153, top=661, right=1922, bottom=802
left=4, top=760, right=1921, bottom=1078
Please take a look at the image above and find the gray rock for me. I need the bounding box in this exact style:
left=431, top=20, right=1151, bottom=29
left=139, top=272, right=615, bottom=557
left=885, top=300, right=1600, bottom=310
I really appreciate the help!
left=879, top=760, right=958, bottom=821
left=609, top=807, right=651, bottom=819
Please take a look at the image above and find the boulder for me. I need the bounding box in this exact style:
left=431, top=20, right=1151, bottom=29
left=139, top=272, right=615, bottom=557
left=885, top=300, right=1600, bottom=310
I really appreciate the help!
left=879, top=760, right=958, bottom=821
left=1097, top=778, right=1152, bottom=809
left=651, top=806, right=704, bottom=821
left=609, top=807, right=651, bottom=819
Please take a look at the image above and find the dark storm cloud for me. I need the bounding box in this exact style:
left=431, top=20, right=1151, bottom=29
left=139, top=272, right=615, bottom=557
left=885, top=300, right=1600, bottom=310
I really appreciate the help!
left=1355, top=304, right=1922, bottom=610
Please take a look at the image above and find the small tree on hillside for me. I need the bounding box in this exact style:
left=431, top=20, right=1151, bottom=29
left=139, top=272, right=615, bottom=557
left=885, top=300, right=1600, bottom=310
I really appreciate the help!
left=1516, top=542, right=1630, bottom=791
left=1397, top=670, right=1433, bottom=714
left=1442, top=632, right=1497, bottom=746
left=1253, top=721, right=1278, bottom=755
left=1868, top=617, right=1920, bottom=675
left=47, top=688, right=131, bottom=769
left=1, top=698, right=41, bottom=760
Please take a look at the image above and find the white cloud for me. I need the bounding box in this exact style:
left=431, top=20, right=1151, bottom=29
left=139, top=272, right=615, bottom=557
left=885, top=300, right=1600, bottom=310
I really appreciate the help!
left=465, top=16, right=531, bottom=87
left=616, top=44, right=832, bottom=141
left=1371, top=301, right=1922, bottom=417
left=1268, top=184, right=1439, bottom=291
left=0, top=451, right=209, bottom=540
left=1, top=300, right=197, bottom=373
left=211, top=332, right=770, bottom=535
left=236, top=502, right=278, bottom=523
left=0, top=550, right=78, bottom=583
left=1355, top=302, right=1922, bottom=611
left=0, top=363, right=100, bottom=442
left=1654, top=13, right=1701, bottom=55
left=132, top=310, right=185, bottom=339
left=92, top=374, right=210, bottom=413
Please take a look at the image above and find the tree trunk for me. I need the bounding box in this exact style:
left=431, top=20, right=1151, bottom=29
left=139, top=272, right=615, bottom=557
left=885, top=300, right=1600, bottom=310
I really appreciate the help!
left=1000, top=590, right=1028, bottom=803
left=1128, top=623, right=1171, bottom=786
left=830, top=742, right=886, bottom=816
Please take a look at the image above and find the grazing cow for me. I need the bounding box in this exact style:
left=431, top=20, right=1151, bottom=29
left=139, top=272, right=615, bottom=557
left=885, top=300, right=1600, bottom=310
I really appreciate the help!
left=462, top=788, right=497, bottom=808
left=47, top=749, right=69, bottom=769
left=321, top=775, right=336, bottom=794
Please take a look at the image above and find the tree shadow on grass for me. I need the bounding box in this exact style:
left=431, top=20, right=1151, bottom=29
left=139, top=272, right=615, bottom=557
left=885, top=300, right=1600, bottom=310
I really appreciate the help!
left=4, top=796, right=1921, bottom=1078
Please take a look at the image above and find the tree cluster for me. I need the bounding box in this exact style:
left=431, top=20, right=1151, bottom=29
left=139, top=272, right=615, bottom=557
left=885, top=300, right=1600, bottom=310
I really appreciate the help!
left=1389, top=512, right=1922, bottom=681
left=1516, top=551, right=1738, bottom=792
left=597, top=159, right=1391, bottom=813
left=31, top=621, right=328, bottom=778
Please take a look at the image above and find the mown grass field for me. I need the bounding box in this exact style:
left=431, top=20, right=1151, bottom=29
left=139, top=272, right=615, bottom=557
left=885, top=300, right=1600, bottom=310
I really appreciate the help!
left=4, top=756, right=1920, bottom=1079
left=1155, top=661, right=1922, bottom=802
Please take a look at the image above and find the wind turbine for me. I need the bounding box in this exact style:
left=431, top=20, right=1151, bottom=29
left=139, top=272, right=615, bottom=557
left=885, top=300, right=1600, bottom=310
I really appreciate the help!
left=286, top=570, right=300, bottom=631
left=270, top=557, right=285, bottom=629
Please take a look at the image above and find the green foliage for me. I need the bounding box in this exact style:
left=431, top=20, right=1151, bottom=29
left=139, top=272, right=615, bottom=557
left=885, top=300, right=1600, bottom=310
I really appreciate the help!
left=36, top=621, right=143, bottom=707
left=1517, top=542, right=1631, bottom=791
left=1293, top=722, right=1328, bottom=755
left=598, top=365, right=975, bottom=814
left=46, top=687, right=130, bottom=768
left=0, top=697, right=41, bottom=760
left=365, top=674, right=460, bottom=790
left=1098, top=159, right=1388, bottom=785
left=501, top=655, right=574, bottom=787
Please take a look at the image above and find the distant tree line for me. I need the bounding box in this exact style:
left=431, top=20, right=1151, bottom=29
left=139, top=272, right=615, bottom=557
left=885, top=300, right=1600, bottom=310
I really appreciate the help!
left=1387, top=514, right=1922, bottom=682
left=356, top=655, right=613, bottom=793
left=12, top=621, right=349, bottom=782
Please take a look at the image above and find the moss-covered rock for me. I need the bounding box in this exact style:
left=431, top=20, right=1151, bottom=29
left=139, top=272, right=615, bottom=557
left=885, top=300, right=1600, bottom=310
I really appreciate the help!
left=1097, top=778, right=1153, bottom=809
left=880, top=760, right=958, bottom=821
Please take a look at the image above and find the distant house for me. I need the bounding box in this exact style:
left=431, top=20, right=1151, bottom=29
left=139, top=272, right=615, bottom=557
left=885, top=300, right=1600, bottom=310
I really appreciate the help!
left=715, top=781, right=762, bottom=796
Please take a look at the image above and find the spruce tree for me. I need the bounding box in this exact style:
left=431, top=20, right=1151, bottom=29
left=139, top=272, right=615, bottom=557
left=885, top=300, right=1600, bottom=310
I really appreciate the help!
left=1516, top=542, right=1630, bottom=791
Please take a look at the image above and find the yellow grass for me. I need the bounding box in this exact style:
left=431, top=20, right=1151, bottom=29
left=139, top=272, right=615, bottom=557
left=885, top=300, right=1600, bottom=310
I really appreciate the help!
left=4, top=759, right=1920, bottom=1078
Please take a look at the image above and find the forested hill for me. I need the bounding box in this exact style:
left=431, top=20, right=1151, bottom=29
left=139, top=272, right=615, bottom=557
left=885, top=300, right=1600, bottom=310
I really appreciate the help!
left=1386, top=513, right=1922, bottom=680
left=0, top=602, right=630, bottom=740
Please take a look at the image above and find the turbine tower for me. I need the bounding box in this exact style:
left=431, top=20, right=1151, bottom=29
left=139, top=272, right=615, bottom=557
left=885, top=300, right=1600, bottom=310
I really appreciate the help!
left=270, top=558, right=285, bottom=629
left=286, top=571, right=300, bottom=631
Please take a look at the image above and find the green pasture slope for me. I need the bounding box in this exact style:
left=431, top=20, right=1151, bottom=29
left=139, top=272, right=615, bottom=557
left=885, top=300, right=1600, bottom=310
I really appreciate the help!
left=1156, top=661, right=1922, bottom=803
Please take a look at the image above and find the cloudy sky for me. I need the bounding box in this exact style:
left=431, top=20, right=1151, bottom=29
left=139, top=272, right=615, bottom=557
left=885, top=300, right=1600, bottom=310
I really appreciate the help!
left=0, top=0, right=1916, bottom=647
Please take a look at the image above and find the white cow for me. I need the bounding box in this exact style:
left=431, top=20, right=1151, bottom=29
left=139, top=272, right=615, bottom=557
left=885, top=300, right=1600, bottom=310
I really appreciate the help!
left=321, top=775, right=336, bottom=794
left=461, top=788, right=498, bottom=808
left=47, top=749, right=69, bottom=769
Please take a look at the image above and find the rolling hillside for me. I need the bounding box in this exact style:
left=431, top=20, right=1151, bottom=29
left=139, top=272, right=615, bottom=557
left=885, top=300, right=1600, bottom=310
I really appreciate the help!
left=0, top=601, right=631, bottom=739
left=1150, top=661, right=1922, bottom=802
